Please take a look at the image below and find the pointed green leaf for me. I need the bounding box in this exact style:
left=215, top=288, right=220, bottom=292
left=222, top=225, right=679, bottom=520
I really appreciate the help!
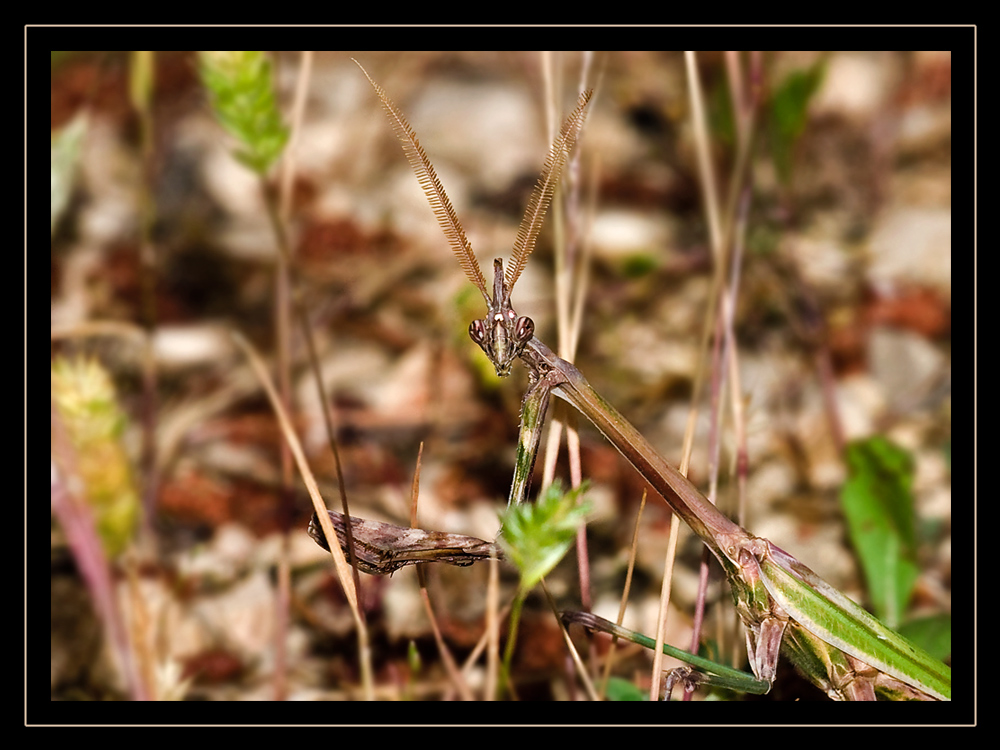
left=840, top=436, right=920, bottom=628
left=897, top=613, right=951, bottom=664
left=768, top=60, right=825, bottom=184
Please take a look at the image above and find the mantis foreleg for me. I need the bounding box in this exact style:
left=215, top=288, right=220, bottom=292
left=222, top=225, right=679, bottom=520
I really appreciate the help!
left=507, top=365, right=558, bottom=509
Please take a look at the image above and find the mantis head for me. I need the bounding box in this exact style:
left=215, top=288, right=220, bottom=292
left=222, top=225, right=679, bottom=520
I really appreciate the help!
left=355, top=59, right=590, bottom=380
left=468, top=258, right=535, bottom=378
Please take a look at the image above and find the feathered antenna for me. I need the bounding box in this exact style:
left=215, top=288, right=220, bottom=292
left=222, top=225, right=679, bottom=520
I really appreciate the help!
left=504, top=89, right=593, bottom=298
left=354, top=59, right=489, bottom=303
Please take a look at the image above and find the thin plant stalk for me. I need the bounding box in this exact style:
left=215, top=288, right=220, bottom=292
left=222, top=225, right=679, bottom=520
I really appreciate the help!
left=539, top=47, right=597, bottom=649
left=278, top=51, right=313, bottom=223
left=230, top=331, right=374, bottom=700
left=259, top=192, right=367, bottom=603
left=653, top=50, right=762, bottom=700
left=199, top=51, right=369, bottom=697
left=408, top=442, right=475, bottom=701
left=599, top=489, right=647, bottom=698
left=500, top=590, right=525, bottom=699
left=684, top=300, right=730, bottom=701
left=684, top=56, right=760, bottom=694
left=648, top=49, right=723, bottom=700
left=270, top=53, right=315, bottom=700
left=539, top=579, right=600, bottom=701
left=269, top=50, right=315, bottom=702
left=127, top=51, right=161, bottom=552
left=485, top=551, right=501, bottom=700
left=272, top=193, right=294, bottom=703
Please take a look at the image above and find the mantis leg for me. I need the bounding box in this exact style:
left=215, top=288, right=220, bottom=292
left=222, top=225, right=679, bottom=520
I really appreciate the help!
left=507, top=370, right=558, bottom=507
left=562, top=611, right=771, bottom=696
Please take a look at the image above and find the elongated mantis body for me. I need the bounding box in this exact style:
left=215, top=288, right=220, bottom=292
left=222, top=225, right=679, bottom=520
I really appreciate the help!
left=355, top=61, right=951, bottom=701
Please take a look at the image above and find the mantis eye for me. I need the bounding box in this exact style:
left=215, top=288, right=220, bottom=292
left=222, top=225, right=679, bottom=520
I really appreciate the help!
left=515, top=316, right=534, bottom=343
left=469, top=319, right=487, bottom=344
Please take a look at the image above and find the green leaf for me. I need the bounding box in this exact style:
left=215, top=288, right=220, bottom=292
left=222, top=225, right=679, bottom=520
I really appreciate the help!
left=840, top=436, right=919, bottom=628
left=768, top=60, right=825, bottom=185
left=407, top=640, right=422, bottom=673
left=620, top=252, right=658, bottom=279
left=897, top=614, right=951, bottom=664
left=497, top=481, right=591, bottom=592
left=605, top=676, right=647, bottom=701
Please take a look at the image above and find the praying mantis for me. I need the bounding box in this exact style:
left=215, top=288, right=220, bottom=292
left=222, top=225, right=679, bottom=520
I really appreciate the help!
left=354, top=61, right=951, bottom=701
